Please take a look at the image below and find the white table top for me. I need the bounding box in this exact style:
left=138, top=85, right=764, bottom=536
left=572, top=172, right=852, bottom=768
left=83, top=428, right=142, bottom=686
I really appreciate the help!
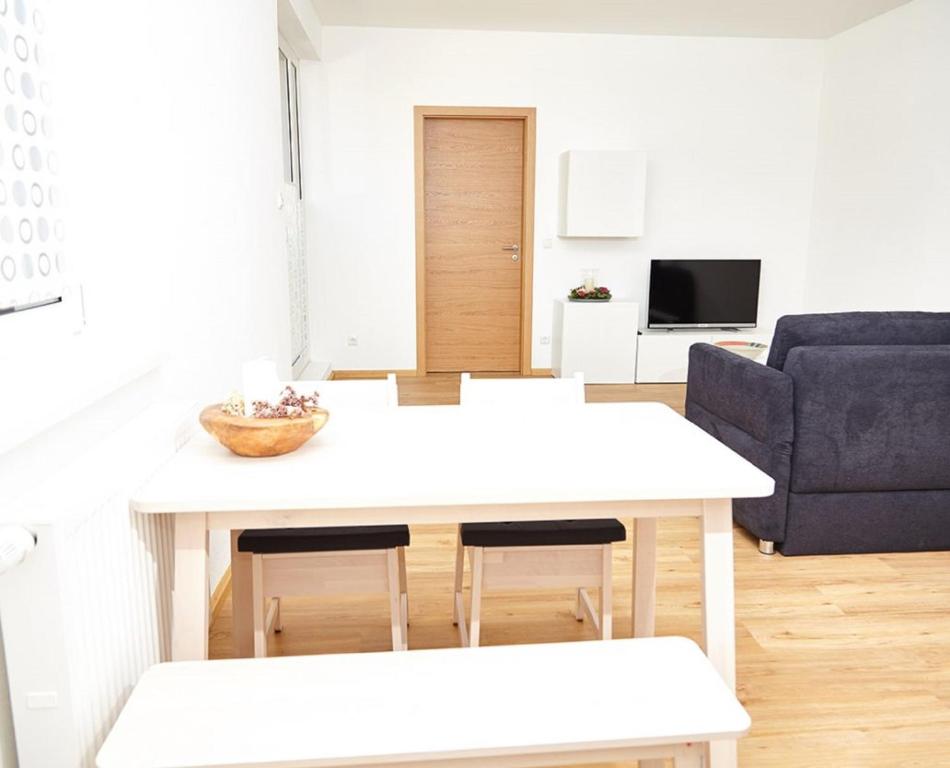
left=96, top=637, right=750, bottom=768
left=132, top=403, right=773, bottom=516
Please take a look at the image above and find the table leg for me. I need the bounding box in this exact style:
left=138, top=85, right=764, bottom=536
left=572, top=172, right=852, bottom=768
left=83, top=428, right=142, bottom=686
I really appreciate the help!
left=230, top=530, right=254, bottom=658
left=172, top=513, right=209, bottom=661
left=701, top=498, right=738, bottom=768
left=633, top=517, right=663, bottom=768
left=632, top=518, right=657, bottom=638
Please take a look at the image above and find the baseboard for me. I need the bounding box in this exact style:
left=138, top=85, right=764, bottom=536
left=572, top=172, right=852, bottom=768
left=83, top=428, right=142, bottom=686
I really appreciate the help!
left=210, top=566, right=232, bottom=621
left=331, top=369, right=551, bottom=379
left=298, top=359, right=332, bottom=380
left=330, top=370, right=418, bottom=380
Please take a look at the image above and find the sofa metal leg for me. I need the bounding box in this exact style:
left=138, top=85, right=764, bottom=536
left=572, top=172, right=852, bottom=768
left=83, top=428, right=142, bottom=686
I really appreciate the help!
left=758, top=539, right=775, bottom=555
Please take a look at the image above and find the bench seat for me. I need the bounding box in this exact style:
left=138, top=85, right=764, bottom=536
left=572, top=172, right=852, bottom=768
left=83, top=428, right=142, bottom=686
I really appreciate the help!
left=97, top=637, right=749, bottom=768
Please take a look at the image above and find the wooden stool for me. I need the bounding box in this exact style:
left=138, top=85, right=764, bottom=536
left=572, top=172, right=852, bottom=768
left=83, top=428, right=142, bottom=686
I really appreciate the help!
left=454, top=518, right=624, bottom=646
left=239, top=525, right=409, bottom=654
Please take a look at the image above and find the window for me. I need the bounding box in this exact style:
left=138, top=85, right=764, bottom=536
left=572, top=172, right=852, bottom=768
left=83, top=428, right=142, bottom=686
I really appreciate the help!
left=278, top=49, right=302, bottom=199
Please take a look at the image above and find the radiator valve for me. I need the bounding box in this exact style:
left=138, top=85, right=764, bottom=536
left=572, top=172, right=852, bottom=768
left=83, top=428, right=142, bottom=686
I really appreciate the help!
left=0, top=526, right=36, bottom=575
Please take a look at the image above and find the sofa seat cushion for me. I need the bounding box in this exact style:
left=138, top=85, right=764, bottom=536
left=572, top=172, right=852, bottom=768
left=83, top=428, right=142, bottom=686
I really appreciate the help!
left=238, top=525, right=410, bottom=554
left=461, top=519, right=626, bottom=548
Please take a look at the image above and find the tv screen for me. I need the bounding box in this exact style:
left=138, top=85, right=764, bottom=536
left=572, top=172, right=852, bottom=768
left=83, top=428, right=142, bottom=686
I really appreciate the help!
left=648, top=259, right=761, bottom=329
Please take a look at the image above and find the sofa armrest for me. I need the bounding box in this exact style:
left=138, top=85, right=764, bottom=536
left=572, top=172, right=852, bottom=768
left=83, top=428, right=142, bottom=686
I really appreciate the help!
left=686, top=343, right=793, bottom=446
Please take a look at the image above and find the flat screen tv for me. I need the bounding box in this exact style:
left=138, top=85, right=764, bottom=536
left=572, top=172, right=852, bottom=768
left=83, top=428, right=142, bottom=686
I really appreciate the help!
left=647, top=259, right=761, bottom=329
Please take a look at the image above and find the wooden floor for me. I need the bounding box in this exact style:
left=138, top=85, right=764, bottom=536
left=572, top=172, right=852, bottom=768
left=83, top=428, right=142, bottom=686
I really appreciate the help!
left=210, top=374, right=950, bottom=767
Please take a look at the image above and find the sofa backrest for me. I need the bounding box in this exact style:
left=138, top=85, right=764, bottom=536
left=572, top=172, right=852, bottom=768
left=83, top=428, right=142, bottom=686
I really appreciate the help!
left=785, top=345, right=950, bottom=494
left=767, top=312, right=950, bottom=370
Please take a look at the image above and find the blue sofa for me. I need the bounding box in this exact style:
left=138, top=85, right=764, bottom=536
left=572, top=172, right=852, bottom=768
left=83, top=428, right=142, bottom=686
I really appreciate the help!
left=685, top=312, right=950, bottom=555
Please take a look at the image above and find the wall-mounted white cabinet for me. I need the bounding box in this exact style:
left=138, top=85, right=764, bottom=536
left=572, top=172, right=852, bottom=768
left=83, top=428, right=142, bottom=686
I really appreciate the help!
left=558, top=150, right=647, bottom=237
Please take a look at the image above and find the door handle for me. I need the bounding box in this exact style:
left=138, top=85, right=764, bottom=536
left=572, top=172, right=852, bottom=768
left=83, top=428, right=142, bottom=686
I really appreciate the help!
left=502, top=244, right=520, bottom=252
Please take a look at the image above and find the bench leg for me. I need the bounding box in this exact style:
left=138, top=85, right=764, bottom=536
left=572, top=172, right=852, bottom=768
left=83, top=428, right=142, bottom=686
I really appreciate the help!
left=386, top=549, right=404, bottom=651
left=251, top=555, right=266, bottom=658
left=452, top=527, right=464, bottom=626
left=600, top=543, right=612, bottom=640
left=469, top=547, right=484, bottom=648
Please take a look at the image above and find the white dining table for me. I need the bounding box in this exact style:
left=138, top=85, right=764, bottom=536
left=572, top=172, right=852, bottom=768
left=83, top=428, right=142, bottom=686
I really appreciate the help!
left=132, top=401, right=773, bottom=768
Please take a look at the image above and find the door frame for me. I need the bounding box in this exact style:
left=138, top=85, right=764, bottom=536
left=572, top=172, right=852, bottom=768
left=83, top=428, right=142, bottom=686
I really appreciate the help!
left=413, top=106, right=537, bottom=376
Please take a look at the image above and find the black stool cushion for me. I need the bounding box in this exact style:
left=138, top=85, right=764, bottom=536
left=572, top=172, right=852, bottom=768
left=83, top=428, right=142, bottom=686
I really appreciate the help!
left=460, top=519, right=626, bottom=548
left=238, top=525, right=410, bottom=554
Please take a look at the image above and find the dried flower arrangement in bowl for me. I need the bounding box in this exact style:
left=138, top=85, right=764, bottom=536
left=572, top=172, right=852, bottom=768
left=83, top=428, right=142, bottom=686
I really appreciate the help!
left=200, top=386, right=329, bottom=457
left=568, top=285, right=612, bottom=301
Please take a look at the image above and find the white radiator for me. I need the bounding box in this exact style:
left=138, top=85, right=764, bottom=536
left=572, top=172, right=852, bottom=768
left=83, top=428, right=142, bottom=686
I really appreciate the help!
left=0, top=401, right=193, bottom=767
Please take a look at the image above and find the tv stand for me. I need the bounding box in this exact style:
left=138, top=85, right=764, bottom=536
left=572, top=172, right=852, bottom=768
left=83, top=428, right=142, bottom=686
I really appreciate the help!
left=636, top=328, right=771, bottom=383
left=552, top=299, right=640, bottom=383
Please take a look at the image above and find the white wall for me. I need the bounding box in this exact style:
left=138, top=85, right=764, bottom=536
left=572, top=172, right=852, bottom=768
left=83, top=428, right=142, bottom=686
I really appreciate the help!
left=805, top=0, right=950, bottom=311
left=65, top=0, right=289, bottom=586
left=1, top=0, right=289, bottom=642
left=301, top=27, right=825, bottom=370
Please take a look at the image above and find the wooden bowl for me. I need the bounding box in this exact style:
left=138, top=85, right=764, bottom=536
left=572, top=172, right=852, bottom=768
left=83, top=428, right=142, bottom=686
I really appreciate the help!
left=199, top=405, right=330, bottom=457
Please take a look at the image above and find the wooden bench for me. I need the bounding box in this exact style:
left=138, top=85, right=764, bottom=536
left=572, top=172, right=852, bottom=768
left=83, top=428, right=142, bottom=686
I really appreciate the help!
left=97, top=637, right=749, bottom=768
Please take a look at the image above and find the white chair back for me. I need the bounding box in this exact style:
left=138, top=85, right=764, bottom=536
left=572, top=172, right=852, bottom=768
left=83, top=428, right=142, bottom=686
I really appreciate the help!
left=459, top=372, right=585, bottom=409
left=292, top=373, right=398, bottom=410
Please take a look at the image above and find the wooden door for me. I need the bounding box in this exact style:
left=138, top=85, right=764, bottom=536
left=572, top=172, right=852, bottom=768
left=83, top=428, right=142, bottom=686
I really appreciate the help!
left=422, top=117, right=525, bottom=373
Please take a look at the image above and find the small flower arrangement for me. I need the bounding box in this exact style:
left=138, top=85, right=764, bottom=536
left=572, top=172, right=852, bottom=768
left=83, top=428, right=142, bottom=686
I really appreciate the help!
left=220, top=386, right=321, bottom=419
left=221, top=392, right=245, bottom=417
left=568, top=285, right=612, bottom=301
left=251, top=386, right=321, bottom=419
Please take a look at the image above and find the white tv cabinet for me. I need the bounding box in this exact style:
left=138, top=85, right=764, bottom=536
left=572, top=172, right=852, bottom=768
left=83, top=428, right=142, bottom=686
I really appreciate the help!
left=636, top=329, right=772, bottom=383
left=552, top=299, right=639, bottom=384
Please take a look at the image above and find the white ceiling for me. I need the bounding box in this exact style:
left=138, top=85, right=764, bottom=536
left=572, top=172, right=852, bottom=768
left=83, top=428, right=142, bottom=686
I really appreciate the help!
left=310, top=0, right=913, bottom=39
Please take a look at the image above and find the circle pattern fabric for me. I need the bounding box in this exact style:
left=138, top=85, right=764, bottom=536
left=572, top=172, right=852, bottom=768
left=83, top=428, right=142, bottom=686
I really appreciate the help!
left=0, top=0, right=63, bottom=312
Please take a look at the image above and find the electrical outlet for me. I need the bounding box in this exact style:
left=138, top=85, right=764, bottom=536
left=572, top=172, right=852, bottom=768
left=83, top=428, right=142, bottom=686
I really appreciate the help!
left=346, top=335, right=359, bottom=347
left=540, top=336, right=551, bottom=345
